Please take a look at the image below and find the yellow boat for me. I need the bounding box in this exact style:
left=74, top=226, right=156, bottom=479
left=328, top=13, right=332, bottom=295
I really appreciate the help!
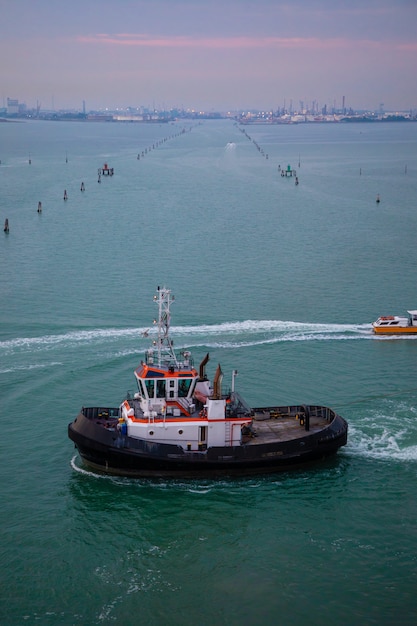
left=372, top=310, right=417, bottom=334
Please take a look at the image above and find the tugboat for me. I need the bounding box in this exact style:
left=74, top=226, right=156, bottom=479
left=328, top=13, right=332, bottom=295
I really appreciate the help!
left=68, top=287, right=348, bottom=477
left=372, top=311, right=417, bottom=335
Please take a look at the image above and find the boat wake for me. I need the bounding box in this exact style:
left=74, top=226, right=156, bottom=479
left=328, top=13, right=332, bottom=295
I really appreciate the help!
left=70, top=454, right=126, bottom=483
left=0, top=327, right=142, bottom=354
left=70, top=454, right=99, bottom=477
left=346, top=402, right=417, bottom=464
left=2, top=319, right=415, bottom=375
left=70, top=454, right=244, bottom=490
left=0, top=319, right=372, bottom=355
left=0, top=361, right=62, bottom=375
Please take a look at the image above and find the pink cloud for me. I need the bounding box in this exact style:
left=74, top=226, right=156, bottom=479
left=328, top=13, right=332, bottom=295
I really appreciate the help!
left=77, top=33, right=412, bottom=52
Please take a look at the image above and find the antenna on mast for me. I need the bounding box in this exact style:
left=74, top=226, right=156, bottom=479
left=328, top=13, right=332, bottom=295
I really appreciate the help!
left=152, top=286, right=178, bottom=368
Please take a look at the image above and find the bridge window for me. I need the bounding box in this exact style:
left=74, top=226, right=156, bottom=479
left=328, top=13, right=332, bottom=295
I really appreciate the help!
left=145, top=380, right=154, bottom=398
left=178, top=379, right=192, bottom=398
left=137, top=380, right=147, bottom=397
left=156, top=380, right=166, bottom=398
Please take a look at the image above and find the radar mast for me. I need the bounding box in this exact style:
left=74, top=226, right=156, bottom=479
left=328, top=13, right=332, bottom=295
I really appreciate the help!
left=152, top=286, right=178, bottom=368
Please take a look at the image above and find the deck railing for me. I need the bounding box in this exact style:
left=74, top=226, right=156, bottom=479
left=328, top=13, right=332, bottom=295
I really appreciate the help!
left=82, top=406, right=119, bottom=420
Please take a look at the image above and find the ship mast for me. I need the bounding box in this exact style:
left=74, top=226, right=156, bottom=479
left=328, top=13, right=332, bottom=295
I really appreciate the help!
left=153, top=286, right=178, bottom=368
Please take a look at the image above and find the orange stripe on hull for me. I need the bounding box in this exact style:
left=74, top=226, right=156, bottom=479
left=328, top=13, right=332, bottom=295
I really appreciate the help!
left=373, top=327, right=417, bottom=334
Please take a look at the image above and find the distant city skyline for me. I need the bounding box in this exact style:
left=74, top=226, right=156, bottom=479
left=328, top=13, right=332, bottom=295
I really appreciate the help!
left=3, top=96, right=414, bottom=117
left=1, top=0, right=416, bottom=113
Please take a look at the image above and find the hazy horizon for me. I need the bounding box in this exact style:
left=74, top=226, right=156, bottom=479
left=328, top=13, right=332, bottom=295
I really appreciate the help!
left=1, top=0, right=416, bottom=113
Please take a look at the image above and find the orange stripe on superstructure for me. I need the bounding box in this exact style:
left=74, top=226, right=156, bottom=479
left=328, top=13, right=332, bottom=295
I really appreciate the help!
left=128, top=416, right=250, bottom=424
left=135, top=364, right=198, bottom=378
left=166, top=400, right=190, bottom=417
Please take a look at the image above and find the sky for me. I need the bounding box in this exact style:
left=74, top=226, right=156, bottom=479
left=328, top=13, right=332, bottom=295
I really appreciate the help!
left=1, top=0, right=416, bottom=113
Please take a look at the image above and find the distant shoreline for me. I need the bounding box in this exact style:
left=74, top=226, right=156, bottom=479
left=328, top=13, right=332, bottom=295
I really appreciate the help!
left=1, top=115, right=416, bottom=124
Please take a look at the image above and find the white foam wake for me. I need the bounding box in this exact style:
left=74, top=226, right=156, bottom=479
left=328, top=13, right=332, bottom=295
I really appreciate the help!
left=0, top=319, right=373, bottom=355
left=346, top=405, right=417, bottom=463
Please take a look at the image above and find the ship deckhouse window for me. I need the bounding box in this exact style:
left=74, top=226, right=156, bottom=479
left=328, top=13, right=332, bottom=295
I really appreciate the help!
left=179, top=379, right=192, bottom=398
left=156, top=380, right=166, bottom=398
left=168, top=379, right=176, bottom=398
left=145, top=380, right=154, bottom=398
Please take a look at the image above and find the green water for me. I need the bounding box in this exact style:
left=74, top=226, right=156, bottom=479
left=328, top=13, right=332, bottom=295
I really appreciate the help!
left=1, top=119, right=417, bottom=625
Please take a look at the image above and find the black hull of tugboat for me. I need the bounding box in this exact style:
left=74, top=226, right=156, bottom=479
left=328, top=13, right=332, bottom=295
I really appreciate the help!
left=68, top=410, right=348, bottom=478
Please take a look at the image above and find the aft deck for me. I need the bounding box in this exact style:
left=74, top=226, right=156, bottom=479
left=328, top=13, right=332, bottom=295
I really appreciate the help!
left=247, top=415, right=328, bottom=444
left=245, top=405, right=334, bottom=444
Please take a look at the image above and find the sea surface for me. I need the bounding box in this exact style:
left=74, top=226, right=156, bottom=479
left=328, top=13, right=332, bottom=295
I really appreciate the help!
left=1, top=118, right=417, bottom=625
